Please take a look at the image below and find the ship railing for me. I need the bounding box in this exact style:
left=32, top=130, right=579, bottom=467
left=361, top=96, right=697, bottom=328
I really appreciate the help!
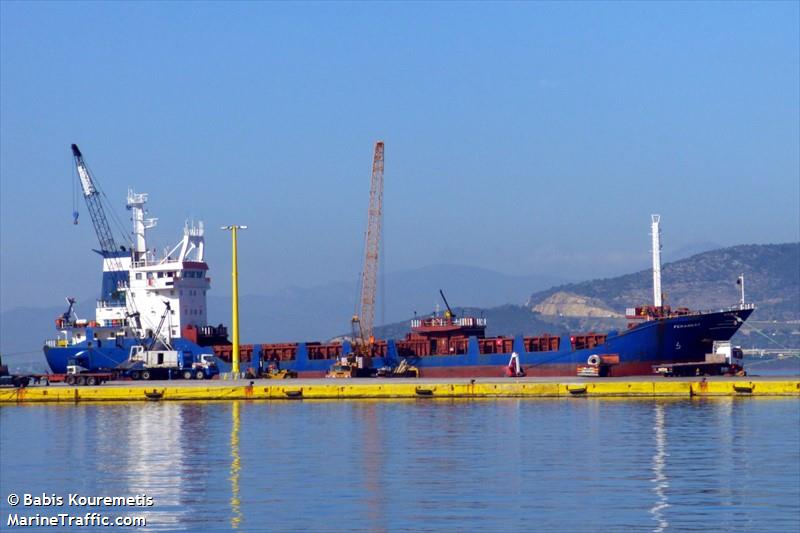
left=44, top=339, right=69, bottom=348
left=695, top=303, right=756, bottom=315
left=453, top=317, right=487, bottom=327
left=97, top=299, right=127, bottom=308
left=131, top=259, right=182, bottom=269
left=630, top=303, right=756, bottom=321
left=411, top=316, right=488, bottom=328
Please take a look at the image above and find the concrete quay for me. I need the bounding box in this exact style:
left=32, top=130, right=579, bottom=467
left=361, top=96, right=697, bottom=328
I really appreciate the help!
left=1, top=376, right=798, bottom=403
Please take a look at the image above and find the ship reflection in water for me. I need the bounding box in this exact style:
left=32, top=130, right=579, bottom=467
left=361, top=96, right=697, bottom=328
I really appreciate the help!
left=1, top=399, right=798, bottom=532
left=650, top=403, right=669, bottom=532
left=93, top=403, right=205, bottom=531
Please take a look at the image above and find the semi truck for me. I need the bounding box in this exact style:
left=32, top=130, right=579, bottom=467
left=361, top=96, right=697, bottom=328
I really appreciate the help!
left=0, top=355, right=30, bottom=388
left=653, top=341, right=746, bottom=377
left=119, top=345, right=219, bottom=380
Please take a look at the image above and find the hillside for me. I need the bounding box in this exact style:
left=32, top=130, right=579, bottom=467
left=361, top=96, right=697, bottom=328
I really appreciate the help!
left=527, top=243, right=799, bottom=321
left=374, top=243, right=800, bottom=349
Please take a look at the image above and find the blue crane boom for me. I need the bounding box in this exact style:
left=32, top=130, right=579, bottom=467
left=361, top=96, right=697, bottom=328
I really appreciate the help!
left=71, top=144, right=127, bottom=299
left=71, top=144, right=121, bottom=257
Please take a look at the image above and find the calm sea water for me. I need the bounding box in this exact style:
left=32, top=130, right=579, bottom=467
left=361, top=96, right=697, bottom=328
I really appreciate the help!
left=1, top=398, right=798, bottom=532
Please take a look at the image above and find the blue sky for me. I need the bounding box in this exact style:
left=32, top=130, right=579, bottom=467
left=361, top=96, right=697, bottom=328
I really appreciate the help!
left=1, top=1, right=798, bottom=311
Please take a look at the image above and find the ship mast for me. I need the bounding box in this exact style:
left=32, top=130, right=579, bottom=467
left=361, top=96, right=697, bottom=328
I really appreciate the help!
left=651, top=214, right=663, bottom=308
left=737, top=273, right=745, bottom=308
left=126, top=189, right=157, bottom=264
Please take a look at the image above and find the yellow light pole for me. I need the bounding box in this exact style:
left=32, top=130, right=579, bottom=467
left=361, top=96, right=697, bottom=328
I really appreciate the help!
left=221, top=225, right=247, bottom=377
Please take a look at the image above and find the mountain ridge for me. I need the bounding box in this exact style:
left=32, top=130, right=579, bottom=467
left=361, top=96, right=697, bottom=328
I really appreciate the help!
left=374, top=243, right=799, bottom=349
left=526, top=243, right=799, bottom=320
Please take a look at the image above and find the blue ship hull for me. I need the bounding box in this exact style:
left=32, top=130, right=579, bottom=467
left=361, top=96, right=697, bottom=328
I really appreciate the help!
left=43, top=336, right=215, bottom=374
left=45, top=307, right=752, bottom=378
left=242, top=307, right=754, bottom=378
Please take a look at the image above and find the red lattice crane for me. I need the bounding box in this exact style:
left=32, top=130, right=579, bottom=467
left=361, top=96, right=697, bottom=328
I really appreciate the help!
left=352, top=141, right=384, bottom=351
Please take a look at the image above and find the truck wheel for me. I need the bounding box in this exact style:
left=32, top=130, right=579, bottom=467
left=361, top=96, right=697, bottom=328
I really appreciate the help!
left=183, top=370, right=193, bottom=380
left=195, top=370, right=205, bottom=380
left=86, top=376, right=97, bottom=386
left=76, top=376, right=86, bottom=386
left=66, top=375, right=76, bottom=385
left=142, top=370, right=151, bottom=381
left=130, top=371, right=140, bottom=381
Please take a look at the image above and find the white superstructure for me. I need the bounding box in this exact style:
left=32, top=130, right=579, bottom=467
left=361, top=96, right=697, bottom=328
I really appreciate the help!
left=50, top=188, right=214, bottom=350
left=86, top=191, right=211, bottom=342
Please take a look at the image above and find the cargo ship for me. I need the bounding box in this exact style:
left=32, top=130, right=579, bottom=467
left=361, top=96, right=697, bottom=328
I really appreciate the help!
left=42, top=145, right=227, bottom=374
left=217, top=303, right=753, bottom=378
left=216, top=215, right=754, bottom=378
left=45, top=145, right=753, bottom=379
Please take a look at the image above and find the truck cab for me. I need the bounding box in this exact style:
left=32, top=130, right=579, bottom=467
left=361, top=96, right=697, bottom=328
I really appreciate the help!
left=194, top=354, right=220, bottom=379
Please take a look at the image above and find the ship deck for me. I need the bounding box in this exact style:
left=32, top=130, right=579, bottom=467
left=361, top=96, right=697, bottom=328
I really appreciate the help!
left=1, top=376, right=798, bottom=403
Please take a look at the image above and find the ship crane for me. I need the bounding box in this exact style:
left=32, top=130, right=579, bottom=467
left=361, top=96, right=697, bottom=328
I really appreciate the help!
left=351, top=141, right=385, bottom=355
left=61, top=297, right=78, bottom=324
left=439, top=289, right=456, bottom=320
left=145, top=302, right=173, bottom=351
left=71, top=144, right=128, bottom=296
